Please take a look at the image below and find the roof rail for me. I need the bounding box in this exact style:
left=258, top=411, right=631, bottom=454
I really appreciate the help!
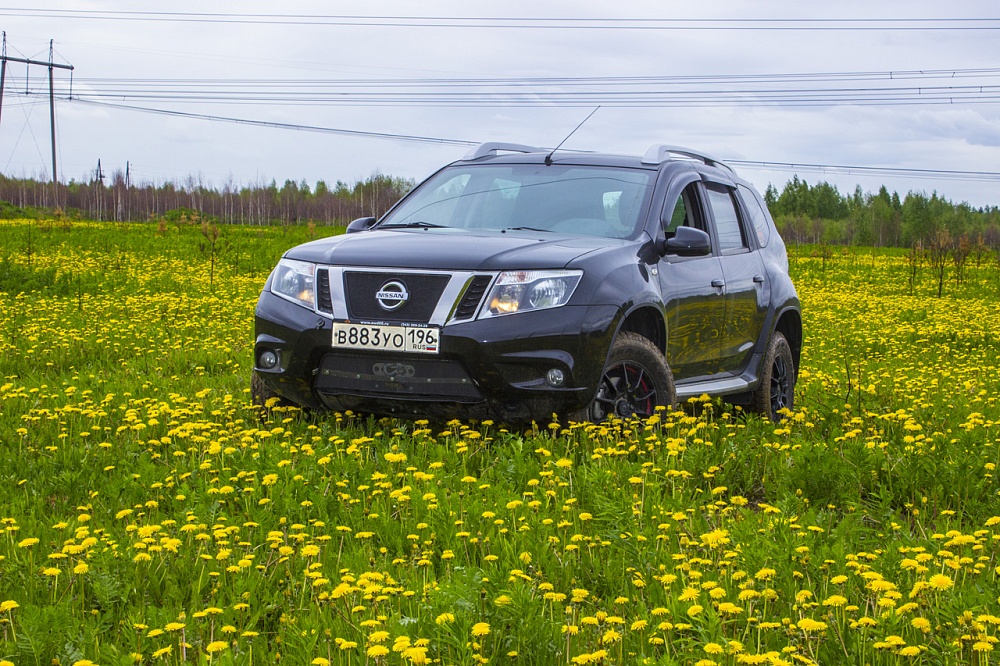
left=641, top=144, right=734, bottom=173
left=463, top=142, right=544, bottom=161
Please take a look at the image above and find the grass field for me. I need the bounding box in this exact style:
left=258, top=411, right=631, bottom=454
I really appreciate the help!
left=1, top=219, right=999, bottom=666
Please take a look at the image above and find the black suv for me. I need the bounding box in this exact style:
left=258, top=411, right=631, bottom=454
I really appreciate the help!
left=253, top=143, right=801, bottom=423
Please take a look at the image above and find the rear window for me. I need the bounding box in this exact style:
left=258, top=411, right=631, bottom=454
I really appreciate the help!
left=738, top=184, right=771, bottom=247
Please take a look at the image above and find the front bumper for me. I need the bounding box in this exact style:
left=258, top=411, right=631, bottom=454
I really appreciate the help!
left=253, top=289, right=619, bottom=422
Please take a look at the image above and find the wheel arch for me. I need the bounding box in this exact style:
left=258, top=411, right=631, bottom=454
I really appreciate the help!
left=774, top=307, right=802, bottom=374
left=615, top=304, right=667, bottom=356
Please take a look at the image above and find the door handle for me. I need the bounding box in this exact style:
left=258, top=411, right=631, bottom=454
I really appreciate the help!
left=711, top=279, right=724, bottom=288
left=753, top=274, right=765, bottom=283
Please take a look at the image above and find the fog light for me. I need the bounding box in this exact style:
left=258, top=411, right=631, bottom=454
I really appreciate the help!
left=546, top=368, right=565, bottom=387
left=259, top=350, right=279, bottom=369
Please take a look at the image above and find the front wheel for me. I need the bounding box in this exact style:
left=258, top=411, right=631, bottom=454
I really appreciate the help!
left=582, top=332, right=675, bottom=422
left=750, top=331, right=796, bottom=421
left=251, top=370, right=297, bottom=419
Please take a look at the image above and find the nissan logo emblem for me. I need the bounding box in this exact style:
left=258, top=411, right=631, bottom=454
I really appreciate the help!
left=375, top=280, right=409, bottom=311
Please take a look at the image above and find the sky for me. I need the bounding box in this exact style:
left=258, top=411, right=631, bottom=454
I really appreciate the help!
left=1, top=1, right=999, bottom=208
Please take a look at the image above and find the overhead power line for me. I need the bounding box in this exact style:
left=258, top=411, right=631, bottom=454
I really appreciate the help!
left=29, top=66, right=1000, bottom=108
left=68, top=98, right=477, bottom=146
left=2, top=9, right=1000, bottom=30
left=729, top=161, right=1000, bottom=183
left=61, top=98, right=1000, bottom=183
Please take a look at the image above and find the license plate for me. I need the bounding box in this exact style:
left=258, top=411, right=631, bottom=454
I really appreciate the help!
left=332, top=323, right=439, bottom=354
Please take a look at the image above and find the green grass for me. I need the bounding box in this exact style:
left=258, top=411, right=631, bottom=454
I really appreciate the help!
left=1, top=219, right=999, bottom=666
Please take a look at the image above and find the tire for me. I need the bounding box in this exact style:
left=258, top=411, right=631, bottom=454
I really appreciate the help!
left=751, top=331, right=796, bottom=421
left=251, top=370, right=295, bottom=413
left=583, top=332, right=675, bottom=422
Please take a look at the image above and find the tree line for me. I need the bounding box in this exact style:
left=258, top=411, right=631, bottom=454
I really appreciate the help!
left=0, top=172, right=415, bottom=227
left=2, top=170, right=999, bottom=248
left=764, top=177, right=1000, bottom=248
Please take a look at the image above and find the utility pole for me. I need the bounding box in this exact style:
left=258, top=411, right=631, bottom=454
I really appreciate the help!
left=0, top=34, right=7, bottom=130
left=48, top=40, right=57, bottom=187
left=0, top=35, right=74, bottom=197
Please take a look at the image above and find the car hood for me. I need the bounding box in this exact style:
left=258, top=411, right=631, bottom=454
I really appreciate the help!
left=284, top=229, right=627, bottom=270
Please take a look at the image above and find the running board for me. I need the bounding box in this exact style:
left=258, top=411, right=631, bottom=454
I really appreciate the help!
left=675, top=376, right=751, bottom=400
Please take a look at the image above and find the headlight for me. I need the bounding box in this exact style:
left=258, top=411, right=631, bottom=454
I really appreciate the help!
left=270, top=258, right=316, bottom=308
left=480, top=270, right=582, bottom=318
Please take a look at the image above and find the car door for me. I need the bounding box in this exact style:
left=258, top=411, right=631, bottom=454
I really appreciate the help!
left=702, top=181, right=768, bottom=375
left=657, top=182, right=726, bottom=380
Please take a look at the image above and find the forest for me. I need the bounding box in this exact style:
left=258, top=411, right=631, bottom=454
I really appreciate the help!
left=2, top=170, right=999, bottom=248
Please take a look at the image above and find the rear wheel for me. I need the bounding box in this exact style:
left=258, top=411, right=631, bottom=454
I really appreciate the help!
left=751, top=331, right=795, bottom=421
left=582, top=332, right=675, bottom=422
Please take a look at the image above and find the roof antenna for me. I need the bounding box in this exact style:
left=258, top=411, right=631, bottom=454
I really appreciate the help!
left=545, top=106, right=600, bottom=166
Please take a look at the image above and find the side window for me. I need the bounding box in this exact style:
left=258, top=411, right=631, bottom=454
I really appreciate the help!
left=664, top=183, right=707, bottom=237
left=705, top=183, right=747, bottom=252
left=738, top=184, right=771, bottom=247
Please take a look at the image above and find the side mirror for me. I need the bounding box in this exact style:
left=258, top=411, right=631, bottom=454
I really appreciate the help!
left=346, top=216, right=377, bottom=234
left=657, top=226, right=712, bottom=257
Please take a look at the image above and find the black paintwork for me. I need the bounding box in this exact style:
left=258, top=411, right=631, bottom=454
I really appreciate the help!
left=254, top=146, right=801, bottom=422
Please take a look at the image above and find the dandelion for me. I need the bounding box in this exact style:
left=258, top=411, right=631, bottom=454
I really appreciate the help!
left=471, top=622, right=491, bottom=637
left=404, top=646, right=428, bottom=664
left=368, top=645, right=390, bottom=658
left=928, top=574, right=954, bottom=590
left=796, top=618, right=828, bottom=633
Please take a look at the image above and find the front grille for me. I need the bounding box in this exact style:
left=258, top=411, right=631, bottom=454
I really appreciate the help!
left=453, top=275, right=493, bottom=320
left=316, top=269, right=333, bottom=314
left=315, top=353, right=483, bottom=402
left=344, top=272, right=449, bottom=323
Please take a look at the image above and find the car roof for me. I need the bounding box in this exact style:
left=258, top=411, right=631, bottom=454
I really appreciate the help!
left=454, top=142, right=743, bottom=182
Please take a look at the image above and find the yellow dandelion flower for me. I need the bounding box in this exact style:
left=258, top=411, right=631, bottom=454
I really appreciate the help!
left=601, top=629, right=621, bottom=644
left=796, top=618, right=828, bottom=633
left=928, top=574, right=954, bottom=590
left=471, top=622, right=490, bottom=637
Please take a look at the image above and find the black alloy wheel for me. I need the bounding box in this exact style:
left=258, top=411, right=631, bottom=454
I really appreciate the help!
left=751, top=331, right=796, bottom=421
left=585, top=332, right=675, bottom=422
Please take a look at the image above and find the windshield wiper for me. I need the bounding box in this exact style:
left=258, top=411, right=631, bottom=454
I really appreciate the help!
left=379, top=221, right=447, bottom=229
left=503, top=226, right=551, bottom=233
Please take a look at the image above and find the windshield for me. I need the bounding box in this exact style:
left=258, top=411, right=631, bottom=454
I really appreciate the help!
left=378, top=164, right=654, bottom=239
